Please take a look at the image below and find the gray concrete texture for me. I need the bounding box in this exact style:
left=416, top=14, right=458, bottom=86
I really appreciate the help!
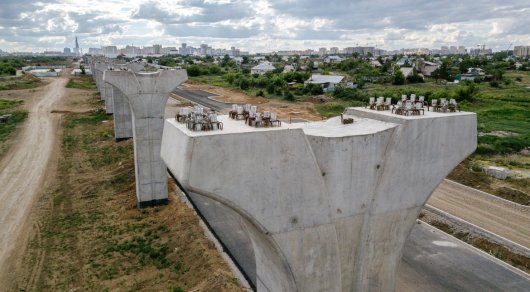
left=94, top=62, right=114, bottom=115
left=111, top=62, right=146, bottom=140
left=160, top=108, right=477, bottom=291
left=104, top=69, right=188, bottom=208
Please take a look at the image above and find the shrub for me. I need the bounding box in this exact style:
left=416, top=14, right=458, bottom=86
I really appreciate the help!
left=392, top=70, right=405, bottom=85
left=515, top=76, right=522, bottom=82
left=239, top=77, right=250, bottom=90
left=284, top=91, right=295, bottom=101
left=489, top=80, right=499, bottom=88
left=256, top=90, right=264, bottom=97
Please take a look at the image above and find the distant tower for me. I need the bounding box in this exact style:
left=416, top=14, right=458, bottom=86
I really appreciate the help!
left=74, top=36, right=80, bottom=56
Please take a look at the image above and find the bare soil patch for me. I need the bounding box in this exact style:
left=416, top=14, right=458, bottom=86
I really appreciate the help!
left=184, top=81, right=322, bottom=121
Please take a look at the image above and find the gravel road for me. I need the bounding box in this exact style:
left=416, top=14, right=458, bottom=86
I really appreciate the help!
left=0, top=78, right=67, bottom=269
left=427, top=179, right=530, bottom=248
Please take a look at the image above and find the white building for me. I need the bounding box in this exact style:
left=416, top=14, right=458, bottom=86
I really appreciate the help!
left=305, top=74, right=345, bottom=92
left=251, top=61, right=276, bottom=74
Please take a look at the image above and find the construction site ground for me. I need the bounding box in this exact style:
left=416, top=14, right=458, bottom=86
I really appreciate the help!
left=0, top=76, right=244, bottom=291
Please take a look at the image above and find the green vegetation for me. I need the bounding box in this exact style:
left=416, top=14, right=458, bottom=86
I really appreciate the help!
left=66, top=77, right=97, bottom=90
left=0, top=56, right=68, bottom=76
left=0, top=76, right=42, bottom=90
left=0, top=99, right=27, bottom=157
left=18, top=97, right=242, bottom=291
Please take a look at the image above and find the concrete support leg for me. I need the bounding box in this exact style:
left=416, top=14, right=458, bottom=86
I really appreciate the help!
left=111, top=87, right=133, bottom=140
left=104, top=83, right=114, bottom=114
left=104, top=70, right=188, bottom=208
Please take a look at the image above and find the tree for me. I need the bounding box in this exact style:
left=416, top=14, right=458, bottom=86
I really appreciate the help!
left=392, top=69, right=405, bottom=85
left=147, top=56, right=153, bottom=64
left=80, top=65, right=86, bottom=75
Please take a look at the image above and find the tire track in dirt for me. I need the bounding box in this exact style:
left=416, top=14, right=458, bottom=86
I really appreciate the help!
left=0, top=78, right=67, bottom=271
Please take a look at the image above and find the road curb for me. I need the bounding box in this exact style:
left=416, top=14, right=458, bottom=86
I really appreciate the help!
left=424, top=204, right=530, bottom=258
left=418, top=220, right=530, bottom=280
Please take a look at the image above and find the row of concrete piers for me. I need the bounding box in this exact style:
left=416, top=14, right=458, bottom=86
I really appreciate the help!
left=87, top=57, right=188, bottom=208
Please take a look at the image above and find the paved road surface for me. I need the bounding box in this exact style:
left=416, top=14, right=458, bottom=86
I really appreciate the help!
left=0, top=78, right=67, bottom=269
left=427, top=180, right=530, bottom=248
left=179, top=187, right=530, bottom=291
left=172, top=87, right=230, bottom=111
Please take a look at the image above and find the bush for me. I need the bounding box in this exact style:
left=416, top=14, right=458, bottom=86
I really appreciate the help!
left=284, top=91, right=295, bottom=101
left=256, top=90, right=264, bottom=97
left=333, top=87, right=365, bottom=102
left=186, top=65, right=203, bottom=77
left=239, top=77, right=250, bottom=90
left=489, top=80, right=499, bottom=88
left=392, top=70, right=405, bottom=85
left=515, top=76, right=522, bottom=82
left=225, top=73, right=236, bottom=84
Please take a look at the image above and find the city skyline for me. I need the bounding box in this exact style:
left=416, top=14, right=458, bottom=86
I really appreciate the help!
left=1, top=0, right=529, bottom=53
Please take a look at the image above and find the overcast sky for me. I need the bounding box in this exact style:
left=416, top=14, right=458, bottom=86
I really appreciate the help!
left=1, top=0, right=529, bottom=53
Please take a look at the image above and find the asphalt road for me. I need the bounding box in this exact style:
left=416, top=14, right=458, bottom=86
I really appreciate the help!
left=172, top=87, right=230, bottom=111
left=181, top=187, right=530, bottom=291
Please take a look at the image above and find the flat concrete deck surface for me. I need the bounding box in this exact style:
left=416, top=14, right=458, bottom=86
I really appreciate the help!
left=182, top=188, right=530, bottom=291
left=172, top=87, right=229, bottom=111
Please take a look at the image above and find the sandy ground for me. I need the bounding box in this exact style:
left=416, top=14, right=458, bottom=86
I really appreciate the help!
left=182, top=82, right=322, bottom=121
left=0, top=77, right=68, bottom=283
left=427, top=180, right=530, bottom=248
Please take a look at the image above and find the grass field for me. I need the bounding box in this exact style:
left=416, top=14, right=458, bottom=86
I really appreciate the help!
left=66, top=77, right=97, bottom=90
left=15, top=98, right=242, bottom=291
left=0, top=99, right=27, bottom=157
left=0, top=78, right=42, bottom=91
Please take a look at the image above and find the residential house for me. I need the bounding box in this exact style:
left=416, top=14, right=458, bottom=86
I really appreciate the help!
left=460, top=67, right=484, bottom=81
left=251, top=61, right=276, bottom=75
left=369, top=60, right=382, bottom=67
left=417, top=60, right=439, bottom=77
left=305, top=74, right=346, bottom=93
left=400, top=67, right=414, bottom=79
left=283, top=64, right=296, bottom=73
left=324, top=55, right=344, bottom=64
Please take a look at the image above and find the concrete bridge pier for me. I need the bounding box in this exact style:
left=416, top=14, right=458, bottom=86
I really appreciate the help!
left=110, top=62, right=146, bottom=141
left=160, top=109, right=477, bottom=291
left=94, top=62, right=114, bottom=114
left=104, top=69, right=188, bottom=208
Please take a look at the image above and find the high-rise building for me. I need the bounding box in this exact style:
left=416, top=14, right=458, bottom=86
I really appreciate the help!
left=153, top=44, right=162, bottom=54
left=514, top=46, right=530, bottom=57
left=200, top=44, right=208, bottom=55
left=74, top=36, right=80, bottom=56
left=180, top=43, right=188, bottom=55
left=63, top=47, right=71, bottom=55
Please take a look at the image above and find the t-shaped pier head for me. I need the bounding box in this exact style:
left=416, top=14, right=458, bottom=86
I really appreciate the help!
left=104, top=69, right=188, bottom=208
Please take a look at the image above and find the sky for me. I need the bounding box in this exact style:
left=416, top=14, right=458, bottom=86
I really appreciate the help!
left=1, top=0, right=529, bottom=53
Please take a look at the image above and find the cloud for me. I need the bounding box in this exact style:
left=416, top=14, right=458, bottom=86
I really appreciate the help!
left=0, top=0, right=528, bottom=52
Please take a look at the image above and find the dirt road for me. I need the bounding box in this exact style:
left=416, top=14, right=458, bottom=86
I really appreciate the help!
left=0, top=78, right=67, bottom=270
left=427, top=180, right=530, bottom=248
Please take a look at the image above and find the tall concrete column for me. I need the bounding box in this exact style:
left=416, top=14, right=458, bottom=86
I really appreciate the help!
left=110, top=62, right=145, bottom=140
left=94, top=62, right=115, bottom=114
left=104, top=69, right=188, bottom=208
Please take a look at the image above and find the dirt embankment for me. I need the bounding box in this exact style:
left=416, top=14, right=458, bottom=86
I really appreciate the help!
left=2, top=78, right=244, bottom=291
left=184, top=81, right=322, bottom=121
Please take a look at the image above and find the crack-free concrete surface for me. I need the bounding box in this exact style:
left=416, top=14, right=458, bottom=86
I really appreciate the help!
left=161, top=108, right=477, bottom=291
left=105, top=69, right=187, bottom=207
left=182, top=188, right=530, bottom=291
